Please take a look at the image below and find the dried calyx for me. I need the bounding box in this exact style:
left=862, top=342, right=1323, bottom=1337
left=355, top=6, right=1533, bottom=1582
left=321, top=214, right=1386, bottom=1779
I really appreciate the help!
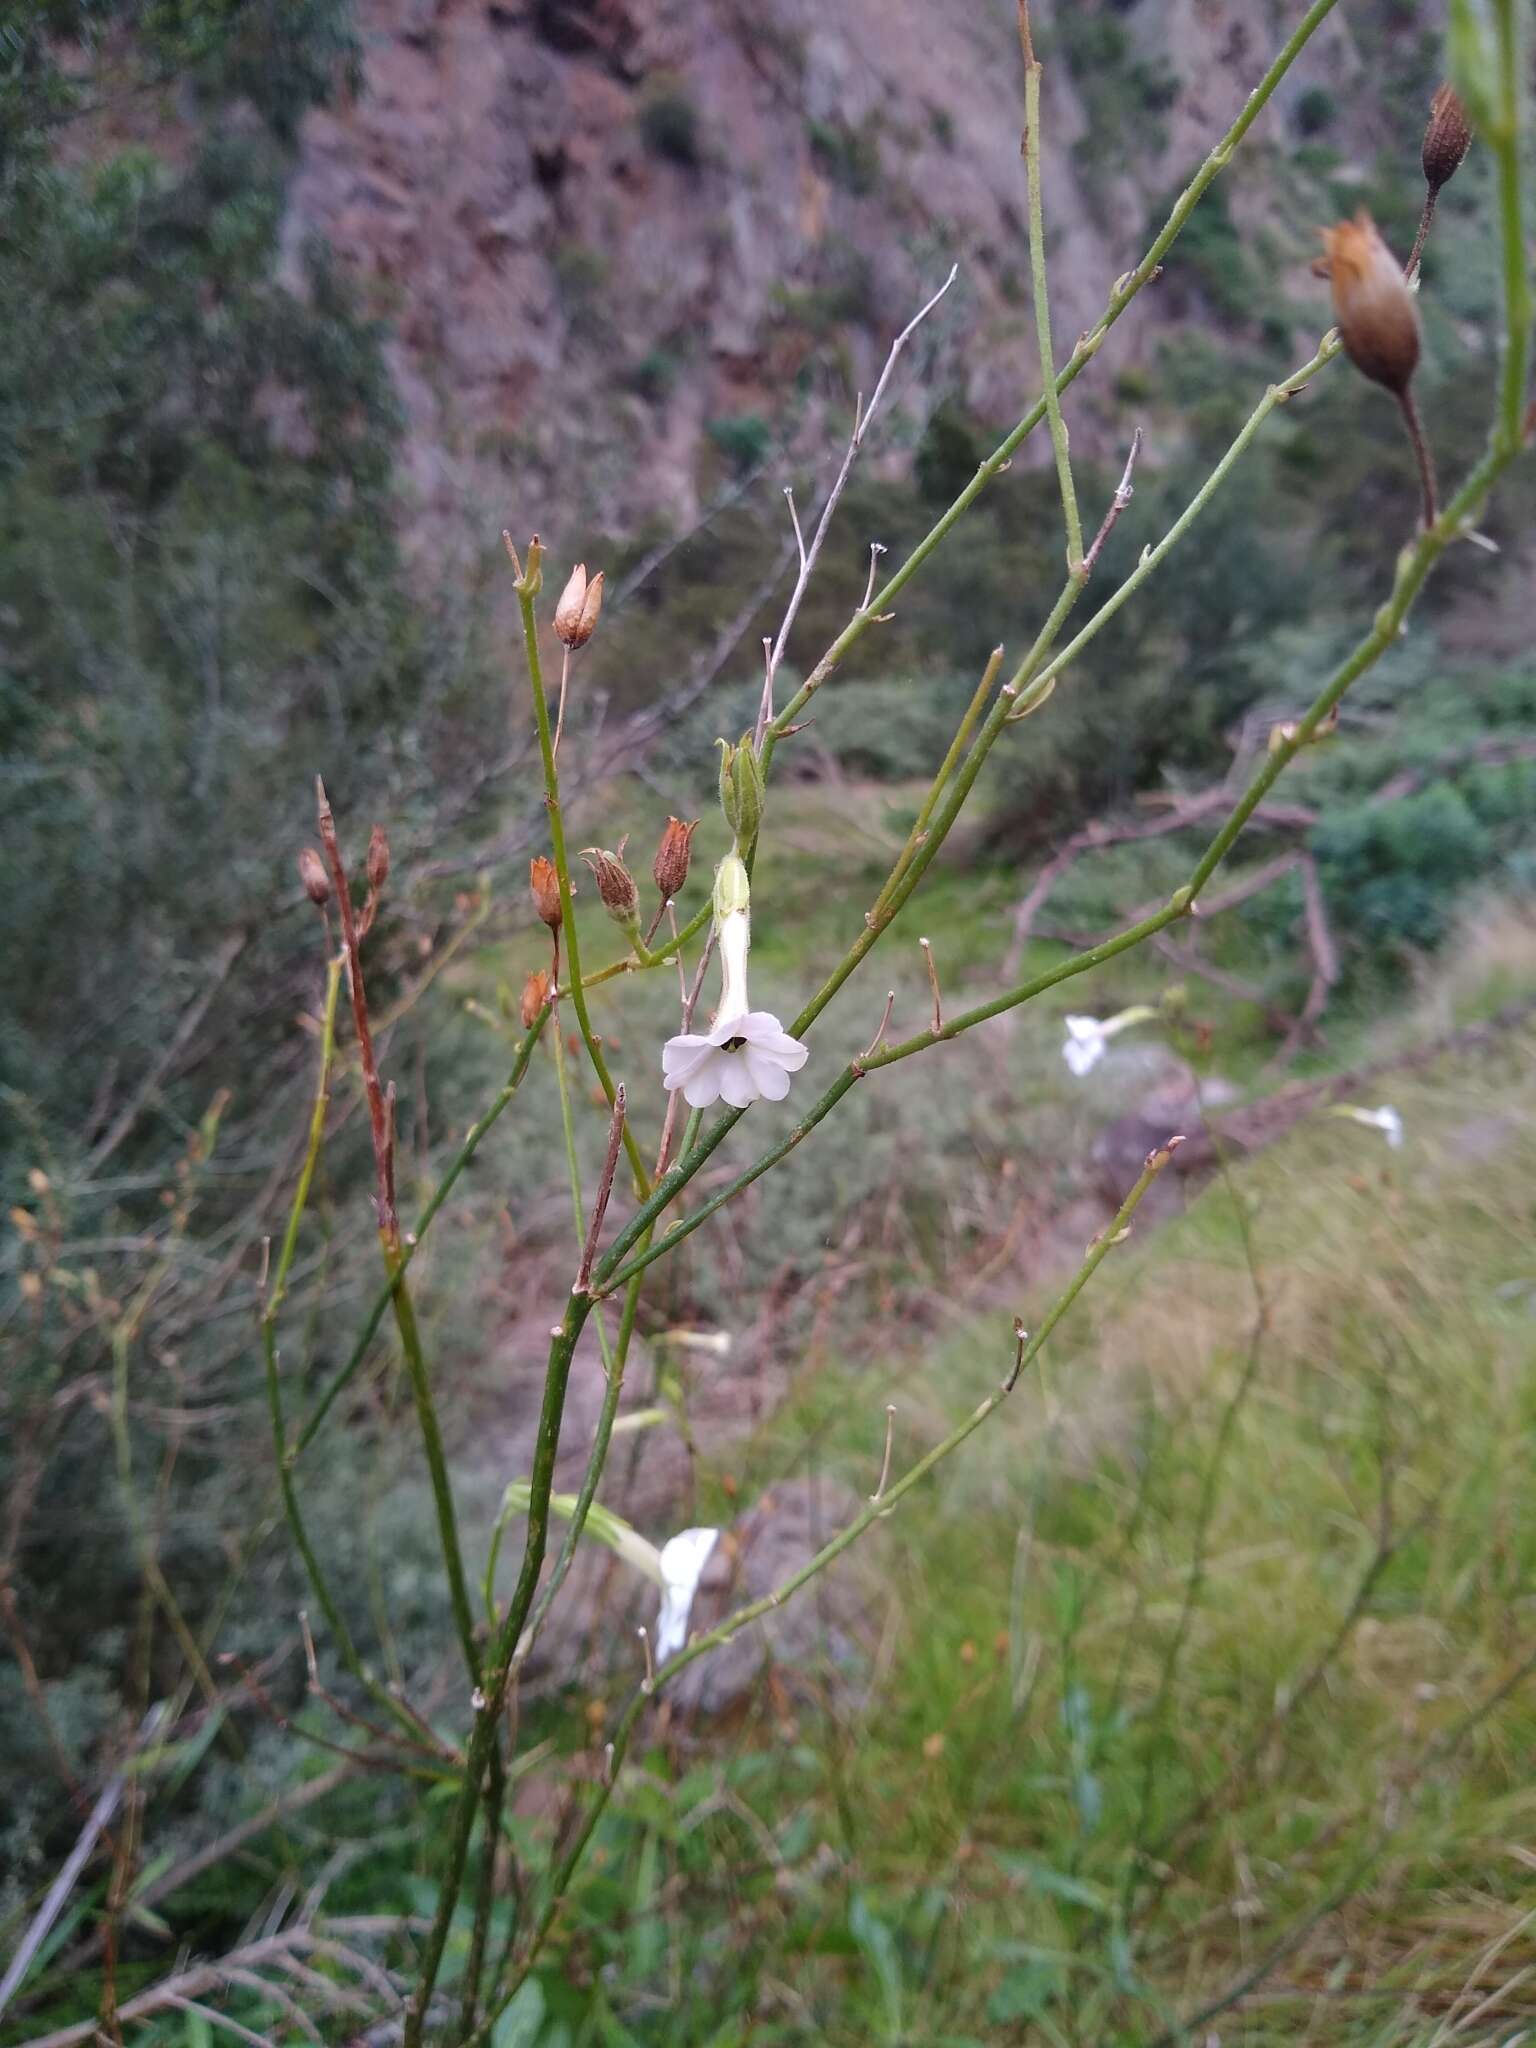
left=581, top=843, right=640, bottom=927
left=1409, top=83, right=1473, bottom=278
left=553, top=563, right=604, bottom=649
left=1423, top=83, right=1472, bottom=194
left=652, top=816, right=700, bottom=905
left=519, top=967, right=553, bottom=1029
left=529, top=855, right=564, bottom=931
left=1321, top=212, right=1436, bottom=528
left=297, top=847, right=330, bottom=907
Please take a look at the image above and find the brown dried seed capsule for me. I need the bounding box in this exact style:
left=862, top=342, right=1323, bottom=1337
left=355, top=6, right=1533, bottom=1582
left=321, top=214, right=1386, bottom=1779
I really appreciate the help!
left=529, top=855, right=563, bottom=930
left=553, top=563, right=602, bottom=648
left=580, top=845, right=640, bottom=924
left=1321, top=213, right=1420, bottom=396
left=519, top=967, right=553, bottom=1029
left=298, top=847, right=331, bottom=906
left=1422, top=84, right=1472, bottom=196
left=576, top=569, right=603, bottom=645
left=553, top=564, right=586, bottom=644
left=366, top=824, right=390, bottom=893
left=652, top=816, right=700, bottom=903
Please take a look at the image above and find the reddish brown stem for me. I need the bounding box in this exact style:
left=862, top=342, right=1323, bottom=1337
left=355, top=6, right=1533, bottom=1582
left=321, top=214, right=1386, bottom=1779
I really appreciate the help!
left=315, top=778, right=398, bottom=1247
left=1397, top=386, right=1438, bottom=530
left=1406, top=187, right=1437, bottom=279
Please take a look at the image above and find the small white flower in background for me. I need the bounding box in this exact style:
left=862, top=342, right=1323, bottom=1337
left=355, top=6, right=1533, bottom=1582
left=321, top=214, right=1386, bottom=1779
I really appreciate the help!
left=661, top=1328, right=732, bottom=1356
left=662, top=853, right=808, bottom=1110
left=654, top=1526, right=721, bottom=1660
left=1060, top=1004, right=1158, bottom=1079
left=1332, top=1103, right=1405, bottom=1149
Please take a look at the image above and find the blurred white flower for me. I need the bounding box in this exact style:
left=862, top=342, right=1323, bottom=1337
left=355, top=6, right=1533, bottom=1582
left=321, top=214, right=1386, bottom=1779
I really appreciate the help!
left=662, top=1328, right=732, bottom=1356
left=1061, top=1004, right=1157, bottom=1079
left=1332, top=1103, right=1405, bottom=1149
left=655, top=1526, right=720, bottom=1660
left=1062, top=1015, right=1108, bottom=1076
left=662, top=858, right=807, bottom=1110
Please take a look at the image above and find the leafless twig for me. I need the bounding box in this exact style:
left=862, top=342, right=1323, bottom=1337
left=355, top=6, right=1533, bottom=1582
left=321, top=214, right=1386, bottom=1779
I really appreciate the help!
left=753, top=265, right=958, bottom=746
left=1082, top=428, right=1143, bottom=574
left=575, top=1087, right=627, bottom=1296
left=919, top=937, right=943, bottom=1033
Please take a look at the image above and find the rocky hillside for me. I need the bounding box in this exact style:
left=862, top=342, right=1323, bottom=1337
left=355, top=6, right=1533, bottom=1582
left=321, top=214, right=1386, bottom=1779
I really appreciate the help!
left=281, top=0, right=1385, bottom=552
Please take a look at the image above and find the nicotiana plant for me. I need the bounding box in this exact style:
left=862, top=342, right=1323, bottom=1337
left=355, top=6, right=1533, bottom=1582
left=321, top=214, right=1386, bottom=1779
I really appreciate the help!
left=16, top=3, right=1525, bottom=2042
left=266, top=8, right=1534, bottom=2040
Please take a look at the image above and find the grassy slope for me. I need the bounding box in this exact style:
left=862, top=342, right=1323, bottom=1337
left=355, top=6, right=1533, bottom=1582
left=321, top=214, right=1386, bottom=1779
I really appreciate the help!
left=506, top=911, right=1536, bottom=2047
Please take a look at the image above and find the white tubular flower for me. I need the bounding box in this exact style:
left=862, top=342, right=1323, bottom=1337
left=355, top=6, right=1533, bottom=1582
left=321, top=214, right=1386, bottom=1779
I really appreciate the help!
left=1332, top=1103, right=1405, bottom=1149
left=662, top=855, right=808, bottom=1110
left=654, top=1526, right=720, bottom=1660
left=1061, top=1005, right=1157, bottom=1080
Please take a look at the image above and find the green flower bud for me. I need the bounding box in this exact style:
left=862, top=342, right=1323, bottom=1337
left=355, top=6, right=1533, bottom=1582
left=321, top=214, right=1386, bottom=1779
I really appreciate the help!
left=716, top=735, right=766, bottom=856
left=712, top=851, right=751, bottom=921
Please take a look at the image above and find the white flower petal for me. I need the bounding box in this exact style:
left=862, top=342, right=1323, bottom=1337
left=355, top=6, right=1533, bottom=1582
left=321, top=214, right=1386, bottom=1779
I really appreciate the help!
left=681, top=1054, right=725, bottom=1108
left=745, top=1045, right=793, bottom=1101
left=739, top=1013, right=809, bottom=1067
left=717, top=1053, right=758, bottom=1109
left=654, top=1527, right=721, bottom=1661
left=1063, top=1034, right=1104, bottom=1077
left=662, top=1032, right=717, bottom=1086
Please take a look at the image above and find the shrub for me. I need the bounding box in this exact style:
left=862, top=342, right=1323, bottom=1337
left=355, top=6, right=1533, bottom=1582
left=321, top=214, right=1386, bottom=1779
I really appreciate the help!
left=639, top=78, right=703, bottom=168
left=706, top=410, right=773, bottom=474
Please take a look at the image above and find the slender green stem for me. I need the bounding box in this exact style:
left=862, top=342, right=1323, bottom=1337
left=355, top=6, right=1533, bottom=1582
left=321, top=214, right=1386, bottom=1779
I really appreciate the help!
left=405, top=1290, right=593, bottom=2046
left=386, top=1259, right=482, bottom=1685
left=459, top=1734, right=506, bottom=2038
left=1022, top=23, right=1083, bottom=565
left=1491, top=0, right=1532, bottom=455
left=292, top=1013, right=546, bottom=1460
left=563, top=901, right=712, bottom=1002
left=261, top=962, right=426, bottom=1737
left=547, top=1014, right=615, bottom=1376
left=869, top=648, right=1003, bottom=926
left=512, top=1255, right=649, bottom=1672
left=1012, top=336, right=1339, bottom=705
left=516, top=576, right=652, bottom=1200
left=481, top=1146, right=1178, bottom=2026
left=599, top=435, right=1524, bottom=1302
left=758, top=0, right=1342, bottom=769
left=267, top=957, right=343, bottom=1317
